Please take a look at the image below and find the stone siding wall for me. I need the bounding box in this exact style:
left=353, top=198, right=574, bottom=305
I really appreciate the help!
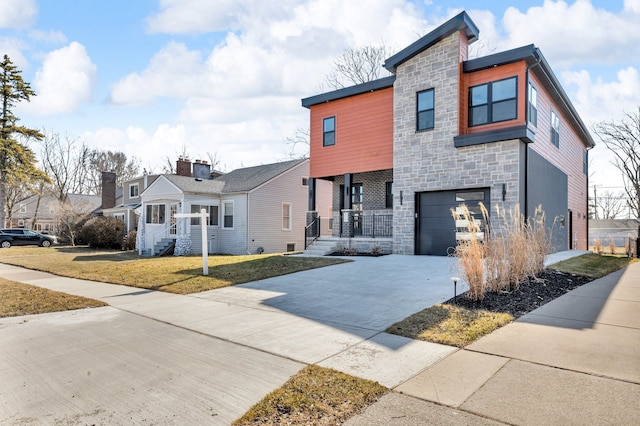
left=392, top=31, right=522, bottom=254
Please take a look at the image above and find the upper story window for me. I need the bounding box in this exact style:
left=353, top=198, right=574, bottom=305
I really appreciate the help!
left=469, top=76, right=517, bottom=127
left=19, top=203, right=26, bottom=213
left=302, top=177, right=308, bottom=186
left=528, top=83, right=538, bottom=127
left=129, top=183, right=139, bottom=198
left=551, top=111, right=560, bottom=148
left=323, top=116, right=335, bottom=147
left=417, top=89, right=435, bottom=131
left=146, top=204, right=165, bottom=224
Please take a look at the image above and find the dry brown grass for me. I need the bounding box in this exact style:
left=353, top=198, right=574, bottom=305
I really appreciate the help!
left=0, top=247, right=349, bottom=294
left=0, top=277, right=107, bottom=317
left=451, top=203, right=551, bottom=300
left=386, top=303, right=513, bottom=347
left=548, top=253, right=636, bottom=278
left=593, top=238, right=603, bottom=254
left=232, top=365, right=387, bottom=425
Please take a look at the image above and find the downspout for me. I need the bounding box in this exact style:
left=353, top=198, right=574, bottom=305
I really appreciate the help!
left=586, top=145, right=594, bottom=249
left=246, top=193, right=250, bottom=255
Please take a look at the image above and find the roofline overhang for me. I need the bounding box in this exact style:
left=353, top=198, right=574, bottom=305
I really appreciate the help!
left=464, top=44, right=595, bottom=148
left=301, top=76, right=395, bottom=108
left=383, top=11, right=479, bottom=73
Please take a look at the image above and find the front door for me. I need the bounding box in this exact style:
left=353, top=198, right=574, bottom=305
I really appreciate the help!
left=169, top=203, right=178, bottom=235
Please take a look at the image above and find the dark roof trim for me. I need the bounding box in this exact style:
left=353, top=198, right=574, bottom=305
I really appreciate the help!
left=383, top=11, right=479, bottom=73
left=464, top=45, right=595, bottom=148
left=301, top=76, right=395, bottom=108
left=454, top=125, right=535, bottom=148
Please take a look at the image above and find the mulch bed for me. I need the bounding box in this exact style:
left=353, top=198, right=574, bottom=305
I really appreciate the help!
left=444, top=270, right=593, bottom=319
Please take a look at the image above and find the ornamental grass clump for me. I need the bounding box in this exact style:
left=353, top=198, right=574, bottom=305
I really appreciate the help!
left=451, top=203, right=552, bottom=301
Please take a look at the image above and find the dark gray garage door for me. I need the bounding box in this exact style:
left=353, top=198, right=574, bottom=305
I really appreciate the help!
left=416, top=188, right=490, bottom=255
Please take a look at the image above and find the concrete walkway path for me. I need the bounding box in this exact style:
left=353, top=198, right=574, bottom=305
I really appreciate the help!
left=348, top=258, right=640, bottom=425
left=3, top=250, right=637, bottom=425
left=0, top=255, right=460, bottom=424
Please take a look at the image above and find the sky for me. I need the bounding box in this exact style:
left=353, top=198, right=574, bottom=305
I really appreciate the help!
left=1, top=0, right=639, bottom=198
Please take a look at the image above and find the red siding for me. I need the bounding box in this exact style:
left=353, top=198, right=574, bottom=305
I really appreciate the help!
left=460, top=61, right=527, bottom=135
left=309, top=88, right=393, bottom=178
left=528, top=72, right=589, bottom=250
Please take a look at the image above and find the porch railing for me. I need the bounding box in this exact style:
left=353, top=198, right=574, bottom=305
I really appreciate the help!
left=138, top=222, right=178, bottom=255
left=352, top=214, right=393, bottom=238
left=305, top=216, right=321, bottom=250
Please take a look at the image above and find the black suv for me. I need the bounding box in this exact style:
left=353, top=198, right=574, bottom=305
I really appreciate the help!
left=0, top=229, right=58, bottom=248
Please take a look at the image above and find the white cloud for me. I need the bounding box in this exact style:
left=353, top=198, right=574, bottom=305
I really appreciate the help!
left=29, top=30, right=68, bottom=44
left=501, top=1, right=640, bottom=68
left=0, top=0, right=37, bottom=29
left=109, top=41, right=206, bottom=106
left=24, top=42, right=97, bottom=115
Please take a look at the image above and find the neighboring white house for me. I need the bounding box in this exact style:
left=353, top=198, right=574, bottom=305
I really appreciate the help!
left=102, top=173, right=160, bottom=233
left=137, top=158, right=331, bottom=256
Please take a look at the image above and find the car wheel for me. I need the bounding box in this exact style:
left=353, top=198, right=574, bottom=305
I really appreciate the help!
left=41, top=240, right=51, bottom=247
left=1, top=240, right=11, bottom=248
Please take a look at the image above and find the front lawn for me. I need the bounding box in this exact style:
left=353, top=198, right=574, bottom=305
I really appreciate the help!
left=0, top=277, right=107, bottom=317
left=0, top=246, right=350, bottom=294
left=387, top=253, right=633, bottom=347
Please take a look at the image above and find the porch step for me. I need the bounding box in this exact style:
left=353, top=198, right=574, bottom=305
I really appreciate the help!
left=303, top=238, right=340, bottom=256
left=153, top=238, right=175, bottom=256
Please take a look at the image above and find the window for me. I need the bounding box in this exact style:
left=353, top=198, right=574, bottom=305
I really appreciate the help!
left=351, top=183, right=363, bottom=212
left=551, top=111, right=560, bottom=147
left=19, top=204, right=26, bottom=213
left=386, top=182, right=394, bottom=208
left=417, top=89, right=435, bottom=131
left=469, top=76, right=517, bottom=126
left=528, top=82, right=538, bottom=127
left=34, top=223, right=42, bottom=231
left=323, top=116, right=335, bottom=147
left=49, top=204, right=55, bottom=214
left=129, top=183, right=139, bottom=198
left=17, top=220, right=24, bottom=227
left=223, top=201, right=234, bottom=228
left=302, top=177, right=308, bottom=186
left=114, top=214, right=125, bottom=222
left=286, top=243, right=295, bottom=252
left=191, top=205, right=219, bottom=226
left=146, top=204, right=165, bottom=224
left=282, top=203, right=292, bottom=230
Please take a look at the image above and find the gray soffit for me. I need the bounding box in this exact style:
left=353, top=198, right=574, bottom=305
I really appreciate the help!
left=464, top=44, right=595, bottom=148
left=301, top=76, right=395, bottom=108
left=383, top=11, right=479, bottom=73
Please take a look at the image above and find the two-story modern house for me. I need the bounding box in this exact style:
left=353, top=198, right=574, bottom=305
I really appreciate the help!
left=303, top=11, right=594, bottom=255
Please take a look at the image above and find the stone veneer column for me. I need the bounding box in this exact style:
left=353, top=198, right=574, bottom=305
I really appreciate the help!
left=340, top=209, right=354, bottom=237
left=392, top=31, right=521, bottom=254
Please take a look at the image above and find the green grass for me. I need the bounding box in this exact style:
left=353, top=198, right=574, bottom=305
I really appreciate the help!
left=386, top=304, right=513, bottom=347
left=232, top=365, right=387, bottom=425
left=548, top=253, right=636, bottom=278
left=0, top=246, right=349, bottom=294
left=0, top=277, right=107, bottom=317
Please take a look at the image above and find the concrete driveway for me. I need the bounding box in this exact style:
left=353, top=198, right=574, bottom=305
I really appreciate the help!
left=0, top=255, right=460, bottom=425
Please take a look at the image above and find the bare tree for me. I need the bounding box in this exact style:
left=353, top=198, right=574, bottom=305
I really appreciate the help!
left=597, top=190, right=626, bottom=219
left=85, top=150, right=140, bottom=194
left=39, top=132, right=90, bottom=201
left=325, top=45, right=392, bottom=90
left=285, top=127, right=310, bottom=160
left=53, top=198, right=95, bottom=246
left=593, top=107, right=640, bottom=218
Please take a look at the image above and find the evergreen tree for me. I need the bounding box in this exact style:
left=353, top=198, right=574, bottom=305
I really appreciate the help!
left=0, top=54, right=48, bottom=227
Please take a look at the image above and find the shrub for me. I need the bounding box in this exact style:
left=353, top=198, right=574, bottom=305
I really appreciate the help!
left=80, top=217, right=126, bottom=249
left=608, top=238, right=616, bottom=255
left=593, top=238, right=603, bottom=254
left=122, top=230, right=137, bottom=250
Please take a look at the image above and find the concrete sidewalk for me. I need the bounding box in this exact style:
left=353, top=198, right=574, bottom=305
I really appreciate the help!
left=348, top=260, right=640, bottom=425
left=0, top=255, right=459, bottom=424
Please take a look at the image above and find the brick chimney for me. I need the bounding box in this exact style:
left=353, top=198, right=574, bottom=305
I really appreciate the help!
left=101, top=171, right=117, bottom=209
left=176, top=157, right=192, bottom=177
